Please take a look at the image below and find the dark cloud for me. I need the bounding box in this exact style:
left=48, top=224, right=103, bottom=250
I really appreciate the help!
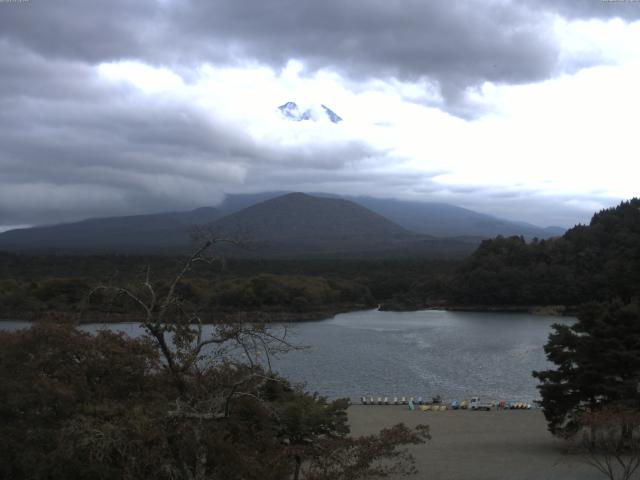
left=526, top=0, right=640, bottom=21
left=0, top=0, right=566, bottom=107
left=172, top=1, right=559, bottom=96
left=0, top=45, right=382, bottom=226
left=2, top=1, right=631, bottom=110
left=2, top=1, right=632, bottom=104
left=0, top=0, right=630, bottom=229
left=0, top=0, right=155, bottom=62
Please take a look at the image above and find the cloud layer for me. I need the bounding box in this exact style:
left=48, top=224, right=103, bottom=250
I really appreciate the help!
left=1, top=0, right=638, bottom=229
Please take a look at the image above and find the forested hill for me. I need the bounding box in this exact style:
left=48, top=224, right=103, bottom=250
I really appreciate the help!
left=450, top=199, right=640, bottom=307
left=212, top=192, right=410, bottom=240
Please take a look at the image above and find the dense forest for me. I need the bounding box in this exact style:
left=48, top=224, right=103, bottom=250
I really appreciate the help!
left=0, top=254, right=455, bottom=321
left=1, top=199, right=638, bottom=321
left=449, top=199, right=640, bottom=307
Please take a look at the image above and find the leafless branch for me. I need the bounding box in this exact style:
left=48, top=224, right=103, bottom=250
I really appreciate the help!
left=579, top=407, right=640, bottom=480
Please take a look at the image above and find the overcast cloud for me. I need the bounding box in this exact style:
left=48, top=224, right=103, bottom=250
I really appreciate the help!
left=0, top=0, right=639, bottom=230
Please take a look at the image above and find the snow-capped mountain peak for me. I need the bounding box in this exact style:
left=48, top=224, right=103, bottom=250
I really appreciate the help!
left=278, top=102, right=342, bottom=124
left=321, top=104, right=342, bottom=123
left=278, top=101, right=312, bottom=121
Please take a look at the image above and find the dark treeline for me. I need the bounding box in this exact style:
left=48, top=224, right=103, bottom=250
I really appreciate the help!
left=0, top=254, right=456, bottom=321
left=527, top=201, right=640, bottom=447
left=3, top=198, right=638, bottom=320
left=450, top=199, right=640, bottom=307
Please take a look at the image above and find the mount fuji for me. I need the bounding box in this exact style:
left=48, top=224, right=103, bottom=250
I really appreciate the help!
left=278, top=102, right=343, bottom=123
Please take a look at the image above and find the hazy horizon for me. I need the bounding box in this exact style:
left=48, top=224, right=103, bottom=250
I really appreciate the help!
left=0, top=190, right=599, bottom=234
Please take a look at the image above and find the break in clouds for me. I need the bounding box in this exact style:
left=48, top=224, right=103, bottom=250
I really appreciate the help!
left=0, top=0, right=638, bottom=229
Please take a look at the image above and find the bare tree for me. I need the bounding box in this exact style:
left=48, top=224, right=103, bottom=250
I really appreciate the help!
left=580, top=407, right=640, bottom=480
left=90, top=234, right=301, bottom=479
left=93, top=234, right=292, bottom=375
left=84, top=232, right=429, bottom=480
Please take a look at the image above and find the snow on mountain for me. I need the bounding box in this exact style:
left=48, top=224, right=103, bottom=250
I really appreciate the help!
left=278, top=102, right=342, bottom=123
left=278, top=101, right=311, bottom=121
left=321, top=105, right=342, bottom=123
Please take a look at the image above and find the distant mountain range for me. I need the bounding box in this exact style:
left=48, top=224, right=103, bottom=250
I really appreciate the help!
left=345, top=196, right=565, bottom=239
left=0, top=192, right=564, bottom=258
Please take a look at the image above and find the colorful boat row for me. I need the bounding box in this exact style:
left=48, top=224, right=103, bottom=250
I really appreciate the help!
left=359, top=396, right=533, bottom=410
left=360, top=396, right=442, bottom=406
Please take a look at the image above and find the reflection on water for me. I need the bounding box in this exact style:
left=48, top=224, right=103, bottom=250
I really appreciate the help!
left=0, top=309, right=573, bottom=402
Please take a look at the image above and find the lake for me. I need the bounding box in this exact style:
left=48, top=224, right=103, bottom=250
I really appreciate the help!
left=0, top=309, right=573, bottom=403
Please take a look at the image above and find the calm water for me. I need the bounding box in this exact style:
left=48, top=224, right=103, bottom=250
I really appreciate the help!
left=1, top=309, right=573, bottom=403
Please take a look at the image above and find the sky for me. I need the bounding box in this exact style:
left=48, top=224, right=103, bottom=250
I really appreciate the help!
left=1, top=0, right=639, bottom=231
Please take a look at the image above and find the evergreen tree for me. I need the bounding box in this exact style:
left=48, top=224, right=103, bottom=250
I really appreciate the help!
left=452, top=198, right=640, bottom=307
left=533, top=300, right=640, bottom=436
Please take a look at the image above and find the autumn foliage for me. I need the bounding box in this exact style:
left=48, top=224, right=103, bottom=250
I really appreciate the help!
left=0, top=321, right=428, bottom=480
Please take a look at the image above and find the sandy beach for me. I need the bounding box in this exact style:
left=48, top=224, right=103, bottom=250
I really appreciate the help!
left=348, top=405, right=603, bottom=480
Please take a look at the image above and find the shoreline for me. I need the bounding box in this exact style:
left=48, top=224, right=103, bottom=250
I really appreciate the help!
left=0, top=303, right=577, bottom=324
left=380, top=303, right=578, bottom=317
left=0, top=304, right=373, bottom=324
left=442, top=304, right=578, bottom=316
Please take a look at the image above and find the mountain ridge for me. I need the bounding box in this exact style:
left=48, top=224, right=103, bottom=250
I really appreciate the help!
left=211, top=192, right=411, bottom=241
left=0, top=192, right=564, bottom=257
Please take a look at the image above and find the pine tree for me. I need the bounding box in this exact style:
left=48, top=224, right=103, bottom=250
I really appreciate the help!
left=533, top=300, right=640, bottom=436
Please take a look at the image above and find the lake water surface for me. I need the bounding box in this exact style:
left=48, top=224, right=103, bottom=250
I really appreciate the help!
left=1, top=309, right=574, bottom=403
